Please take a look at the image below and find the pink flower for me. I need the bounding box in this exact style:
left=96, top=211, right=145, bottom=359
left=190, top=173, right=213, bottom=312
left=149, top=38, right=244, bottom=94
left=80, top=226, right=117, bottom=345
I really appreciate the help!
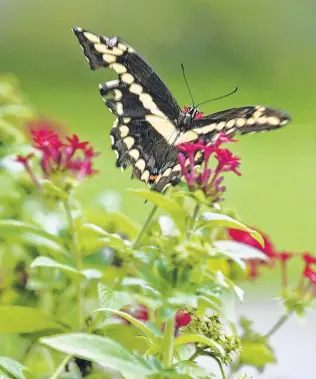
left=302, top=253, right=316, bottom=284
left=176, top=133, right=241, bottom=202
left=175, top=311, right=192, bottom=327
left=16, top=120, right=99, bottom=190
left=228, top=227, right=278, bottom=279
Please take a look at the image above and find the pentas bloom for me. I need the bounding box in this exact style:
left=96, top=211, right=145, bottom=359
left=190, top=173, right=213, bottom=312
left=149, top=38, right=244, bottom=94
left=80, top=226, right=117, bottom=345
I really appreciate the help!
left=176, top=133, right=241, bottom=202
left=16, top=125, right=99, bottom=191
left=303, top=253, right=316, bottom=284
left=228, top=227, right=279, bottom=279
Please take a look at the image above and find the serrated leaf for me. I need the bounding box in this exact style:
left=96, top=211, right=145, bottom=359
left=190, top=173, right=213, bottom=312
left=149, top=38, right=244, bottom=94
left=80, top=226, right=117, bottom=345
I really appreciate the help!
left=98, top=283, right=131, bottom=310
left=40, top=333, right=154, bottom=378
left=128, top=189, right=187, bottom=231
left=0, top=306, right=62, bottom=333
left=201, top=213, right=264, bottom=246
left=0, top=357, right=30, bottom=379
left=30, top=256, right=81, bottom=279
left=214, top=240, right=269, bottom=261
left=94, top=308, right=159, bottom=345
left=175, top=334, right=225, bottom=356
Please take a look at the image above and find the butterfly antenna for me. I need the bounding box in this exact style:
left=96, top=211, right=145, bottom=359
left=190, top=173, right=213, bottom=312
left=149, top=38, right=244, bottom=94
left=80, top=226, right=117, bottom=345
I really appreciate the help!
left=196, top=87, right=238, bottom=107
left=181, top=63, right=195, bottom=107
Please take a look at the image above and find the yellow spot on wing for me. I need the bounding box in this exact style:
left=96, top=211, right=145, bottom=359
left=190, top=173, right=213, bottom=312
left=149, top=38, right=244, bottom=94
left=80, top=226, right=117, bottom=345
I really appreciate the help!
left=123, top=136, right=134, bottom=149
left=193, top=123, right=216, bottom=135
left=83, top=32, right=100, bottom=43
left=102, top=54, right=116, bottom=63
left=145, top=115, right=177, bottom=142
left=175, top=130, right=199, bottom=144
left=121, top=73, right=134, bottom=84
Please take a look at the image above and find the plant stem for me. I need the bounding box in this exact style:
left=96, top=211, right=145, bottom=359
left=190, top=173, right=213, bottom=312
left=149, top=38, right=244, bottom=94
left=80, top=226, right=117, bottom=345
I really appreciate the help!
left=191, top=350, right=226, bottom=379
left=187, top=201, right=201, bottom=237
left=264, top=312, right=292, bottom=338
left=64, top=199, right=83, bottom=331
left=133, top=204, right=158, bottom=248
left=162, top=314, right=176, bottom=367
left=50, top=354, right=73, bottom=379
left=214, top=356, right=226, bottom=379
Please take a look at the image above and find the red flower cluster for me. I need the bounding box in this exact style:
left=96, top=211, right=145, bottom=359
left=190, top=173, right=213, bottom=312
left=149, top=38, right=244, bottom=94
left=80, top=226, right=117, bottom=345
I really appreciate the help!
left=228, top=227, right=278, bottom=279
left=228, top=227, right=316, bottom=294
left=176, top=133, right=241, bottom=202
left=16, top=122, right=99, bottom=189
left=303, top=253, right=316, bottom=284
left=124, top=304, right=191, bottom=330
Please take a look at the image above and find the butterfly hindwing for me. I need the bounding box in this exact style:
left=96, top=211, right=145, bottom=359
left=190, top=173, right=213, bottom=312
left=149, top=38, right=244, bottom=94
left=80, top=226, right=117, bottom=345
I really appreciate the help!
left=110, top=117, right=182, bottom=192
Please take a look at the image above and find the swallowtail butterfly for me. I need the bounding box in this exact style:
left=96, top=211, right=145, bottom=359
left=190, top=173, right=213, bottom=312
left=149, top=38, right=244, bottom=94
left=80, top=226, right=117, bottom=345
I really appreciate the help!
left=73, top=27, right=291, bottom=192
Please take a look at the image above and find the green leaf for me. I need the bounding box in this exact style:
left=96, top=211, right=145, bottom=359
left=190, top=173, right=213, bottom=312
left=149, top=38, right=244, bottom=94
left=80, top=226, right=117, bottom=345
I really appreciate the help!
left=98, top=283, right=131, bottom=310
left=201, top=213, right=264, bottom=246
left=105, top=212, right=140, bottom=239
left=40, top=333, right=154, bottom=378
left=175, top=361, right=214, bottom=378
left=0, top=306, right=62, bottom=333
left=0, top=220, right=66, bottom=253
left=175, top=334, right=225, bottom=356
left=128, top=188, right=187, bottom=231
left=240, top=339, right=276, bottom=369
left=0, top=357, right=30, bottom=379
left=30, top=256, right=81, bottom=279
left=214, top=241, right=269, bottom=261
left=94, top=308, right=159, bottom=345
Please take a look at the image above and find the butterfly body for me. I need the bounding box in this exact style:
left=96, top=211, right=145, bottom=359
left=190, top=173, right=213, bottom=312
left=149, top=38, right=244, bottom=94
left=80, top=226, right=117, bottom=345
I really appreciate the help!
left=73, top=27, right=291, bottom=192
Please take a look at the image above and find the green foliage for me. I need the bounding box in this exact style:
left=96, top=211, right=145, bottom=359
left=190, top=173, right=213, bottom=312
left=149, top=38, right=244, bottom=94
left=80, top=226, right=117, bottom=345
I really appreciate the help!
left=0, top=357, right=30, bottom=379
left=237, top=318, right=276, bottom=371
left=41, top=333, right=155, bottom=378
left=0, top=306, right=63, bottom=333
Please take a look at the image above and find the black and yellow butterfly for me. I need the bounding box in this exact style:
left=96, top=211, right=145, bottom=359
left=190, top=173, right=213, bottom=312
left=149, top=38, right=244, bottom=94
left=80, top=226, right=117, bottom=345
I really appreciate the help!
left=73, top=27, right=291, bottom=192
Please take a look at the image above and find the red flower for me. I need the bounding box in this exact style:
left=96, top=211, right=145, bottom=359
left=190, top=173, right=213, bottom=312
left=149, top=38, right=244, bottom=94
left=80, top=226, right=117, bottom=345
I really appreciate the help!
left=302, top=253, right=316, bottom=285
left=175, top=311, right=192, bottom=327
left=303, top=253, right=316, bottom=266
left=228, top=228, right=277, bottom=259
left=16, top=153, right=34, bottom=165
left=278, top=252, right=293, bottom=263
left=123, top=304, right=191, bottom=330
left=304, top=267, right=316, bottom=284
left=228, top=227, right=278, bottom=279
left=176, top=133, right=241, bottom=202
left=16, top=120, right=99, bottom=190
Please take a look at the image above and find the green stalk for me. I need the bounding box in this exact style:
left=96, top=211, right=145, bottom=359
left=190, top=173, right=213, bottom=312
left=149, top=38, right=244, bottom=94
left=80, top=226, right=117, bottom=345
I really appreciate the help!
left=187, top=201, right=201, bottom=237
left=50, top=354, right=73, bottom=379
left=64, top=199, right=83, bottom=331
left=264, top=312, right=292, bottom=338
left=162, top=314, right=176, bottom=367
left=133, top=204, right=158, bottom=248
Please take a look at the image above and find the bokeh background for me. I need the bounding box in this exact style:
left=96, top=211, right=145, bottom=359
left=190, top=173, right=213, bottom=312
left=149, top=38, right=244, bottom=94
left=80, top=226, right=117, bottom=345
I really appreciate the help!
left=1, top=0, right=315, bottom=378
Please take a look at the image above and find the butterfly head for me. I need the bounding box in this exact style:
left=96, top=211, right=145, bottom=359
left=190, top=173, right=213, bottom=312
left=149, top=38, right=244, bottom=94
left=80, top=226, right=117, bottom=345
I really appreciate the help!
left=179, top=106, right=204, bottom=129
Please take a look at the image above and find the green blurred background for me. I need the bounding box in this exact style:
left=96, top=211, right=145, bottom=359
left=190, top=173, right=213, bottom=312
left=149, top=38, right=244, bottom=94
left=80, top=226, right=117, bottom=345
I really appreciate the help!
left=1, top=0, right=316, bottom=253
